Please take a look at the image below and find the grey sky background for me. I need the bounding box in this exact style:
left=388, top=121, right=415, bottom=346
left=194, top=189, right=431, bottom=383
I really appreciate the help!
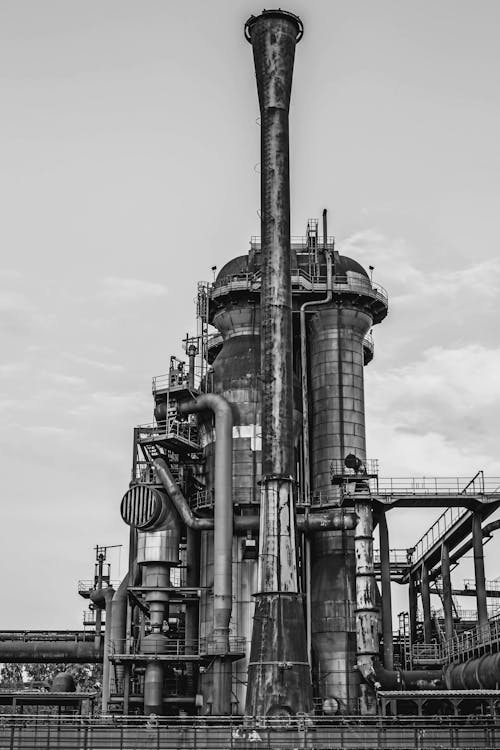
left=1, top=1, right=499, bottom=629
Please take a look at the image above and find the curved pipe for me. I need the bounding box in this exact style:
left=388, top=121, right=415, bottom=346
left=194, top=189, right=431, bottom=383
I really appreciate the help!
left=299, top=227, right=333, bottom=506
left=153, top=457, right=213, bottom=530
left=154, top=458, right=357, bottom=535
left=178, top=394, right=233, bottom=649
left=367, top=659, right=444, bottom=691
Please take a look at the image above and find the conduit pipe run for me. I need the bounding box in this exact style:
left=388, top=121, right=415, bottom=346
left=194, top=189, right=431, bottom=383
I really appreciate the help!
left=299, top=213, right=332, bottom=669
left=178, top=393, right=233, bottom=715
left=154, top=454, right=358, bottom=535
left=299, top=209, right=332, bottom=507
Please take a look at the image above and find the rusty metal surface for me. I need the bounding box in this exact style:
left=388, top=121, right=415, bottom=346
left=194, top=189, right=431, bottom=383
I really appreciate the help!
left=244, top=10, right=311, bottom=717
left=246, top=10, right=299, bottom=479
left=246, top=592, right=312, bottom=716
left=355, top=497, right=378, bottom=714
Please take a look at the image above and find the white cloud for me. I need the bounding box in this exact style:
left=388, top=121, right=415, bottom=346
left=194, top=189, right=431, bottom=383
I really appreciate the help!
left=366, top=344, right=500, bottom=475
left=42, top=371, right=86, bottom=387
left=100, top=277, right=168, bottom=301
left=68, top=390, right=150, bottom=419
left=65, top=354, right=124, bottom=372
left=341, top=228, right=500, bottom=306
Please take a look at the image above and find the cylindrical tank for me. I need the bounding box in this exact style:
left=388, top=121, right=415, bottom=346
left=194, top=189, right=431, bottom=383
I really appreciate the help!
left=201, top=255, right=261, bottom=712
left=308, top=258, right=376, bottom=713
left=50, top=672, right=76, bottom=693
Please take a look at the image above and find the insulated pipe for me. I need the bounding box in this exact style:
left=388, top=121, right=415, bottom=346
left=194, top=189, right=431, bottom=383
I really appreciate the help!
left=178, top=393, right=233, bottom=714
left=445, top=652, right=500, bottom=690
left=371, top=660, right=443, bottom=691
left=378, top=511, right=393, bottom=669
left=0, top=641, right=102, bottom=663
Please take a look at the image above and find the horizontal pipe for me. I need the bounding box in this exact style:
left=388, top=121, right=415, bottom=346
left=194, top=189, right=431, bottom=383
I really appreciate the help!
left=445, top=653, right=500, bottom=690
left=0, top=641, right=103, bottom=663
left=154, top=459, right=357, bottom=534
left=370, top=659, right=444, bottom=691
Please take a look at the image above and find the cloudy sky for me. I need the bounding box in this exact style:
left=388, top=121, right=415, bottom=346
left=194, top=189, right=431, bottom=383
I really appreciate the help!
left=1, top=0, right=499, bottom=629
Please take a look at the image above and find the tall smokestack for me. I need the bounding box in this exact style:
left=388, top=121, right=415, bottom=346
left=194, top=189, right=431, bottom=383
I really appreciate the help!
left=244, top=10, right=312, bottom=716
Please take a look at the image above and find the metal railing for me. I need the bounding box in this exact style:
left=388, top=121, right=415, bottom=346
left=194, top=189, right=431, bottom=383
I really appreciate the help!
left=373, top=548, right=412, bottom=565
left=78, top=581, right=120, bottom=595
left=1, top=714, right=499, bottom=749
left=110, top=636, right=246, bottom=658
left=412, top=506, right=468, bottom=565
left=137, top=418, right=200, bottom=447
left=210, top=269, right=388, bottom=306
left=372, top=474, right=493, bottom=496
left=412, top=612, right=500, bottom=665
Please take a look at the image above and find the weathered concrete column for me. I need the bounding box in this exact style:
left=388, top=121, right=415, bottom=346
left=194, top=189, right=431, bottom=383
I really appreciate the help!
left=378, top=511, right=393, bottom=669
left=472, top=512, right=488, bottom=630
left=421, top=562, right=432, bottom=643
left=440, top=543, right=454, bottom=641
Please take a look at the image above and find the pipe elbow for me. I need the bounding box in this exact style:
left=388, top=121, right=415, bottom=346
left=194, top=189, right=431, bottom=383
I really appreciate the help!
left=179, top=393, right=233, bottom=426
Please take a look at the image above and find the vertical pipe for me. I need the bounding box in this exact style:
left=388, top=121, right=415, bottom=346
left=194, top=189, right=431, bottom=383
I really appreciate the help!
left=421, top=562, right=432, bottom=643
left=472, top=512, right=488, bottom=629
left=245, top=9, right=312, bottom=717
left=440, top=542, right=454, bottom=641
left=101, top=588, right=114, bottom=715
left=188, top=344, right=197, bottom=390
left=355, top=494, right=378, bottom=715
left=378, top=512, right=393, bottom=670
left=179, top=393, right=233, bottom=714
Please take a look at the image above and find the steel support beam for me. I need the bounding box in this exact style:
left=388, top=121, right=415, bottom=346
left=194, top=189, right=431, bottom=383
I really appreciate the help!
left=420, top=563, right=432, bottom=643
left=472, top=511, right=488, bottom=629
left=440, top=542, right=454, bottom=641
left=378, top=511, right=393, bottom=669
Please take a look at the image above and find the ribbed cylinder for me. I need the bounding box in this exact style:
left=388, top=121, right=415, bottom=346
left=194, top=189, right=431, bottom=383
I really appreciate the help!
left=309, top=305, right=372, bottom=491
left=309, top=301, right=372, bottom=712
left=208, top=300, right=261, bottom=711
left=211, top=301, right=261, bottom=505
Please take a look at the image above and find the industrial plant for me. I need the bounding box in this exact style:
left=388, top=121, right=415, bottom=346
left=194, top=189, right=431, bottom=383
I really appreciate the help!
left=1, top=8, right=500, bottom=749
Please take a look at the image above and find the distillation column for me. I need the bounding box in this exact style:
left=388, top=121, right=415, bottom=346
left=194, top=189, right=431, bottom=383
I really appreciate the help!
left=245, top=9, right=312, bottom=717
left=207, top=263, right=261, bottom=710
left=308, top=260, right=387, bottom=712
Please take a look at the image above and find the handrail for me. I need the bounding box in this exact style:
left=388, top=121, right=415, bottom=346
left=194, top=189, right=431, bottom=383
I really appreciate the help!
left=210, top=270, right=388, bottom=306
